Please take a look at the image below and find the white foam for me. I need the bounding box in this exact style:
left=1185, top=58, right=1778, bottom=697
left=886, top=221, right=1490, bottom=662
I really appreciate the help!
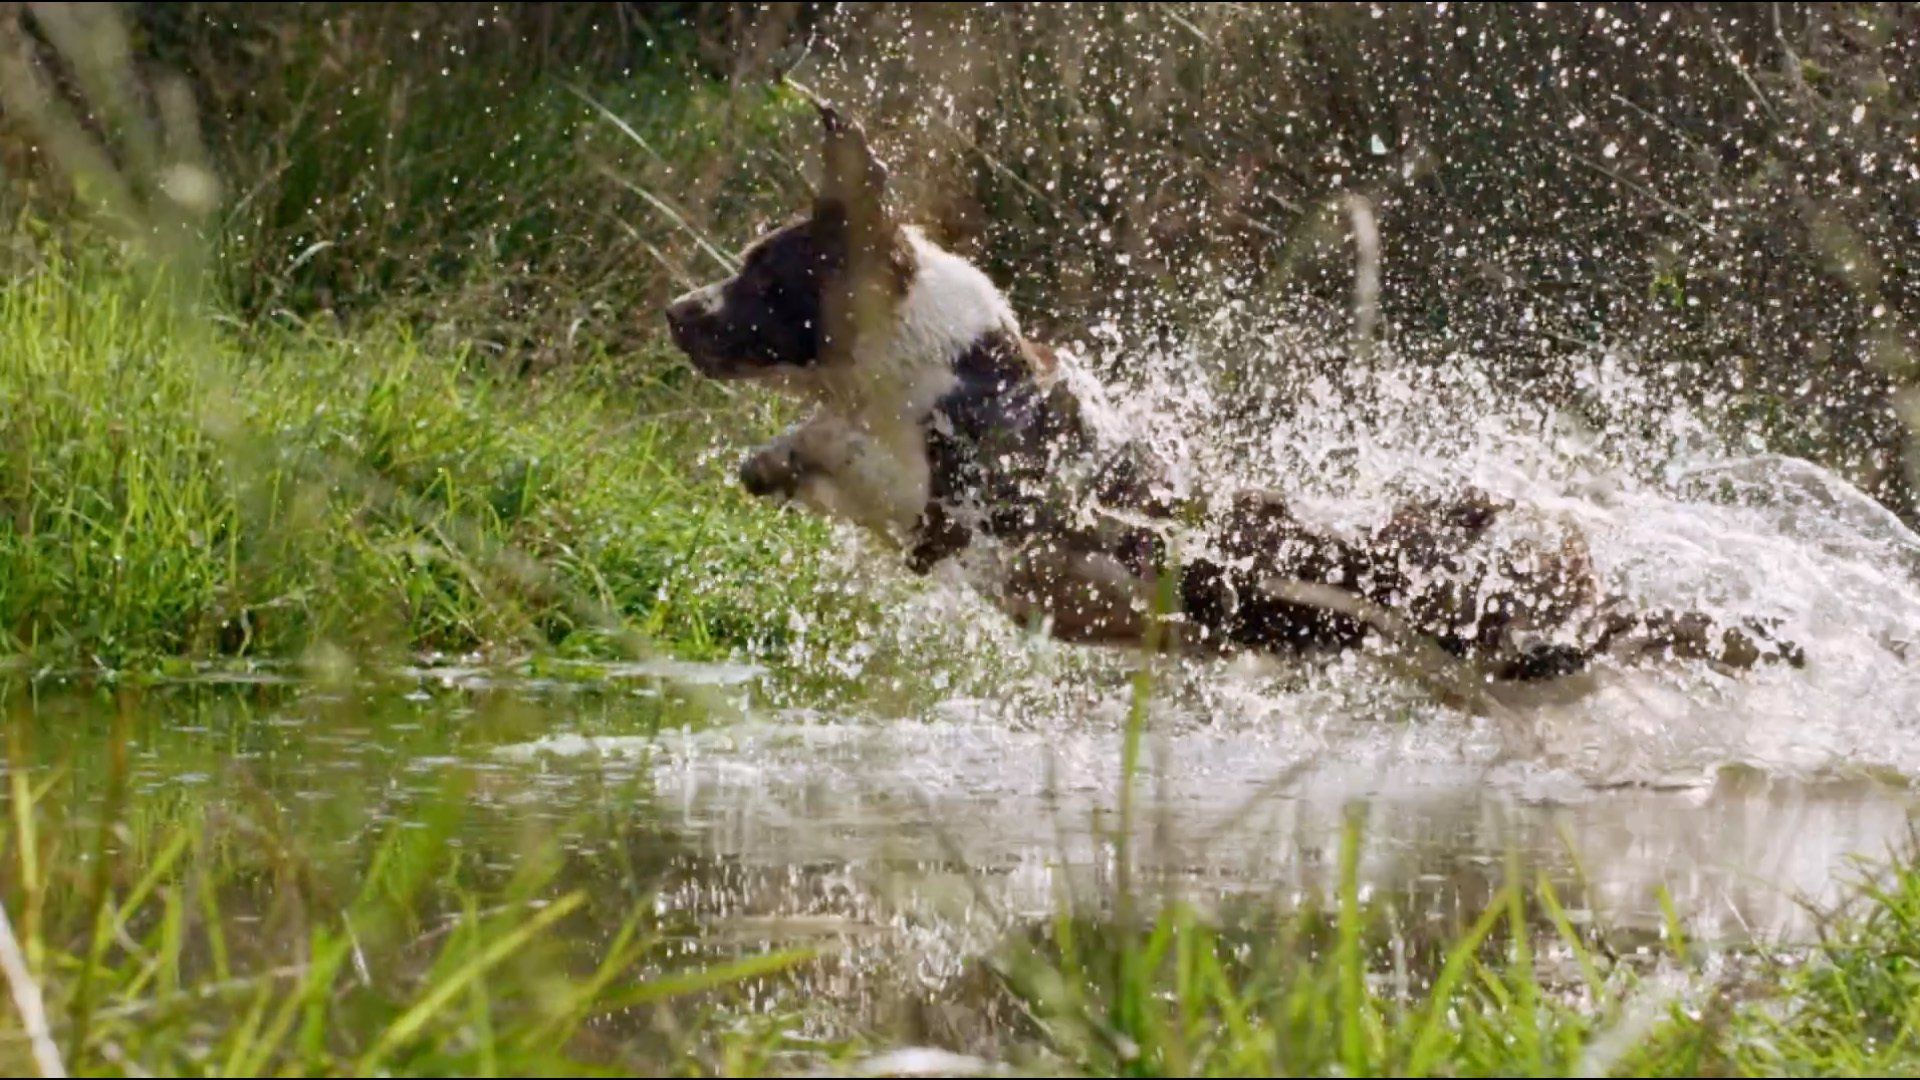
left=789, top=310, right=1920, bottom=790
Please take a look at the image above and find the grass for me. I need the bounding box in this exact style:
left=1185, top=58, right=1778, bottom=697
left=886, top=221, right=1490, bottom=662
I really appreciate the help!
left=988, top=823, right=1920, bottom=1078
left=997, top=648, right=1625, bottom=1077
left=1694, top=854, right=1920, bottom=1077
left=998, top=851, right=1606, bottom=1076
left=0, top=247, right=848, bottom=675
left=0, top=3, right=869, bottom=681
left=159, top=3, right=814, bottom=372
left=0, top=684, right=818, bottom=1076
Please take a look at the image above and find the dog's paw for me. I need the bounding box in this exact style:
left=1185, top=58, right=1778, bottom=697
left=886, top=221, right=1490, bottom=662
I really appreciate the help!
left=738, top=445, right=803, bottom=499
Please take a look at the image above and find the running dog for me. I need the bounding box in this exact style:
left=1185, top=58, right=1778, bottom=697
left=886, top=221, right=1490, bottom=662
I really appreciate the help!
left=664, top=101, right=1800, bottom=680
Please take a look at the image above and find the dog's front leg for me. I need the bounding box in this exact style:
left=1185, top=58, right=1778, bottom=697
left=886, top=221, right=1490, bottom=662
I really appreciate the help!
left=738, top=429, right=812, bottom=501
left=737, top=412, right=929, bottom=549
left=737, top=417, right=844, bottom=510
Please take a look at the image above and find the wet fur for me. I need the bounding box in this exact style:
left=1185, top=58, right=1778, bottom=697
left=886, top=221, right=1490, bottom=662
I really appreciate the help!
left=665, top=106, right=1801, bottom=680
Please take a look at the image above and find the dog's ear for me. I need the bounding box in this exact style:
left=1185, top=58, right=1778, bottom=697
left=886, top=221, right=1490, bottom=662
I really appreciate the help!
left=812, top=100, right=893, bottom=236
left=809, top=98, right=905, bottom=361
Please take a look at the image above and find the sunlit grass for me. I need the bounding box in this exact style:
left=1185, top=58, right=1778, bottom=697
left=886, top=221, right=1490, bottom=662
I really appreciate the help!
left=0, top=251, right=843, bottom=675
left=998, top=818, right=1920, bottom=1078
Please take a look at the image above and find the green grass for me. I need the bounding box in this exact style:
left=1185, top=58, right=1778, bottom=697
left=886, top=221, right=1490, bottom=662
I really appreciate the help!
left=1684, top=854, right=1920, bottom=1077
left=990, top=825, right=1920, bottom=1078
left=0, top=3, right=858, bottom=679
left=0, top=250, right=843, bottom=674
left=997, top=656, right=1623, bottom=1077
left=0, top=684, right=817, bottom=1076
left=9, top=678, right=1920, bottom=1076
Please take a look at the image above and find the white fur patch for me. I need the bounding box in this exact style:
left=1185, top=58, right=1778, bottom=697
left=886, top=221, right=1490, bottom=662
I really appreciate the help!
left=802, top=228, right=1018, bottom=416
left=775, top=412, right=926, bottom=544
left=776, top=227, right=1023, bottom=548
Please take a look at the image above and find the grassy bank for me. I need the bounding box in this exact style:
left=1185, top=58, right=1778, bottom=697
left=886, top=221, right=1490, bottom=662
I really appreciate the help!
left=1, top=3, right=865, bottom=679
left=0, top=252, right=839, bottom=674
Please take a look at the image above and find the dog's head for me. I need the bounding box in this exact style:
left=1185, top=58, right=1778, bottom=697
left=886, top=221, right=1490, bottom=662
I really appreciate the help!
left=665, top=102, right=913, bottom=380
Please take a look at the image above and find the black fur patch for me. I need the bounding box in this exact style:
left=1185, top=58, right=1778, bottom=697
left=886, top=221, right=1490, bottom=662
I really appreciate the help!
left=909, top=331, right=1091, bottom=571
left=664, top=211, right=915, bottom=379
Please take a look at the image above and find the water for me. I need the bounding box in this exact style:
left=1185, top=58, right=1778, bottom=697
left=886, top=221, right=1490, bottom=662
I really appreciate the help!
left=20, top=528, right=1917, bottom=1034
left=581, top=327, right=1920, bottom=1022
left=504, top=712, right=1918, bottom=942
left=13, top=339, right=1920, bottom=1052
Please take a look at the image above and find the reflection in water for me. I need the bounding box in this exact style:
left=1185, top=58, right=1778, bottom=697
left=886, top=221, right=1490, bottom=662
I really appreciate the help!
left=500, top=716, right=1918, bottom=948
left=13, top=592, right=1920, bottom=1052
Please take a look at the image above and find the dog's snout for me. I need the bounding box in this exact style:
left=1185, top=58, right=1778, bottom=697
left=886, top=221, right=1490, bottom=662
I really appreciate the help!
left=664, top=286, right=720, bottom=354
left=664, top=296, right=696, bottom=336
left=664, top=297, right=703, bottom=358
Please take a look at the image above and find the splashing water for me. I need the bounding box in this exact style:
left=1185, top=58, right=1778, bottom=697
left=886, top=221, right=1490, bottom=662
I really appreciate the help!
left=918, top=308, right=1920, bottom=789
left=584, top=311, right=1920, bottom=932
left=488, top=317, right=1920, bottom=1025
left=481, top=280, right=1920, bottom=1018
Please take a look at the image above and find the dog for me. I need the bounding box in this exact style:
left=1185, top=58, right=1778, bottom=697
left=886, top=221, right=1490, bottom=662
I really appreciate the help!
left=665, top=101, right=1801, bottom=681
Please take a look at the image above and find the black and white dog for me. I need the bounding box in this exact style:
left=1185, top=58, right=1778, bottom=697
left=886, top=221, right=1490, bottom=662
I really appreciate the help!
left=665, top=102, right=1800, bottom=680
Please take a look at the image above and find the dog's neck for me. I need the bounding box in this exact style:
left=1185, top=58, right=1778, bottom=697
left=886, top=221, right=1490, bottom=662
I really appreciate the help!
left=781, top=228, right=1020, bottom=436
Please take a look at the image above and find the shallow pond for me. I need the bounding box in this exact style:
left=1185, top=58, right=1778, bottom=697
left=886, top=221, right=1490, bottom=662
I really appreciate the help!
left=12, top=625, right=1920, bottom=1057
